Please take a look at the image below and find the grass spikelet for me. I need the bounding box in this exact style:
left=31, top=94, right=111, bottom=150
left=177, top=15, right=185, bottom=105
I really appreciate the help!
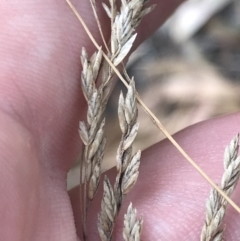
left=201, top=134, right=240, bottom=241
left=123, top=203, right=143, bottom=241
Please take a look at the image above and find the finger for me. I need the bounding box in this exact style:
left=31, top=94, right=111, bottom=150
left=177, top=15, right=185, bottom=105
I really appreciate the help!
left=0, top=113, right=79, bottom=241
left=70, top=112, right=240, bottom=240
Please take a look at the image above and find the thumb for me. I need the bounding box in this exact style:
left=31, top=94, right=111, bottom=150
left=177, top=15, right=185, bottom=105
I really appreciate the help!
left=0, top=113, right=78, bottom=240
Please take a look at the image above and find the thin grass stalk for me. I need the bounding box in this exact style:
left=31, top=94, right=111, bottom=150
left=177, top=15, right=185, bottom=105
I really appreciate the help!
left=89, top=0, right=110, bottom=53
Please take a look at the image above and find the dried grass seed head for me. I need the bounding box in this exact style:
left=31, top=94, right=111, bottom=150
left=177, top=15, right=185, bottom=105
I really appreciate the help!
left=121, top=150, right=141, bottom=194
left=201, top=134, right=240, bottom=241
left=98, top=176, right=117, bottom=241
left=123, top=203, right=143, bottom=241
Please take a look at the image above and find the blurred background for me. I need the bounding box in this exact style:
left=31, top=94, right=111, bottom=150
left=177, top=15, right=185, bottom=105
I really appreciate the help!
left=68, top=0, right=240, bottom=189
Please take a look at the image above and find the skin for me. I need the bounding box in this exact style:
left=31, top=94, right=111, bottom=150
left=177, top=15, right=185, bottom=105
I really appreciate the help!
left=0, top=0, right=240, bottom=240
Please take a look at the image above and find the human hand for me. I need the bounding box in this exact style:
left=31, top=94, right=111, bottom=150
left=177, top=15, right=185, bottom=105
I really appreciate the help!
left=1, top=0, right=240, bottom=240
